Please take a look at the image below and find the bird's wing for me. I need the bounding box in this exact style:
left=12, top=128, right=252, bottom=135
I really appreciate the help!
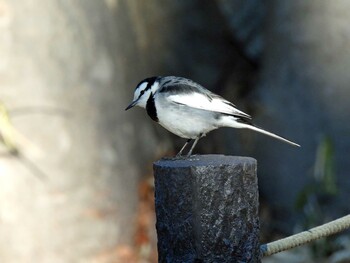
left=161, top=84, right=251, bottom=119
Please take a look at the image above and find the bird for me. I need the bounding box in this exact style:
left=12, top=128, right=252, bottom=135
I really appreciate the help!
left=125, top=76, right=300, bottom=156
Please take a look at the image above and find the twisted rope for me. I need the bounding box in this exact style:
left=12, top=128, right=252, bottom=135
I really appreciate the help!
left=261, top=214, right=350, bottom=257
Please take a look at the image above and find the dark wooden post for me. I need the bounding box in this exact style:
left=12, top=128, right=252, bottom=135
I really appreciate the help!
left=154, top=155, right=260, bottom=263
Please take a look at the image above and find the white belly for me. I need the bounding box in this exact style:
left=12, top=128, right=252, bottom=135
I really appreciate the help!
left=155, top=100, right=218, bottom=139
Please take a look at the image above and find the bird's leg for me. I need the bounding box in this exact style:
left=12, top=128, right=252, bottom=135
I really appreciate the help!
left=176, top=139, right=192, bottom=157
left=186, top=134, right=202, bottom=156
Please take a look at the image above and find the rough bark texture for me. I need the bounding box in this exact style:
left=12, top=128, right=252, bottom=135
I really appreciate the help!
left=154, top=155, right=260, bottom=263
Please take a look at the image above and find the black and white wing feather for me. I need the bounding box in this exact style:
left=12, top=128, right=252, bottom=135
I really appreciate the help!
left=158, top=77, right=251, bottom=119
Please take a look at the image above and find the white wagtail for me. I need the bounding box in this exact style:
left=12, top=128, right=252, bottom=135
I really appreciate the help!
left=125, top=76, right=300, bottom=156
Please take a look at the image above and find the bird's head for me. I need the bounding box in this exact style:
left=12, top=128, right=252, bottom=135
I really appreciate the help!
left=125, top=76, right=160, bottom=110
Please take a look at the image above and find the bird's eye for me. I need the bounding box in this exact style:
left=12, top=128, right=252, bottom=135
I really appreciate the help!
left=140, top=90, right=145, bottom=95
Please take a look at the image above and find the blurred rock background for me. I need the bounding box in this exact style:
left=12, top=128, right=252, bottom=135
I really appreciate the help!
left=0, top=0, right=349, bottom=262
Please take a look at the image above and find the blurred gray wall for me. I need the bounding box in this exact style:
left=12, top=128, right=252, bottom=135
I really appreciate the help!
left=217, top=0, right=350, bottom=230
left=0, top=0, right=255, bottom=261
left=1, top=0, right=350, bottom=261
left=0, top=1, right=163, bottom=262
left=255, top=1, right=350, bottom=226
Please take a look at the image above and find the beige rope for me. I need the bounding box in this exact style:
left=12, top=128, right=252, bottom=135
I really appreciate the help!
left=261, top=214, right=350, bottom=257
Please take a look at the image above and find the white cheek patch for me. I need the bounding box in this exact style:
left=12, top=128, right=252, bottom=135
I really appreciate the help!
left=139, top=82, right=148, bottom=90
left=135, top=82, right=148, bottom=100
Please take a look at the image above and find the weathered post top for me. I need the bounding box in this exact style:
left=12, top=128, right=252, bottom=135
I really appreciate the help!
left=154, top=155, right=260, bottom=263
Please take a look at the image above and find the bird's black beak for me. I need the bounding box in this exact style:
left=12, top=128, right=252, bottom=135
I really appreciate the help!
left=125, top=100, right=137, bottom=111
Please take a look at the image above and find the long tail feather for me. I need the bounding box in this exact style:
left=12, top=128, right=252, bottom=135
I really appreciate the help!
left=242, top=124, right=300, bottom=147
left=219, top=115, right=300, bottom=147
